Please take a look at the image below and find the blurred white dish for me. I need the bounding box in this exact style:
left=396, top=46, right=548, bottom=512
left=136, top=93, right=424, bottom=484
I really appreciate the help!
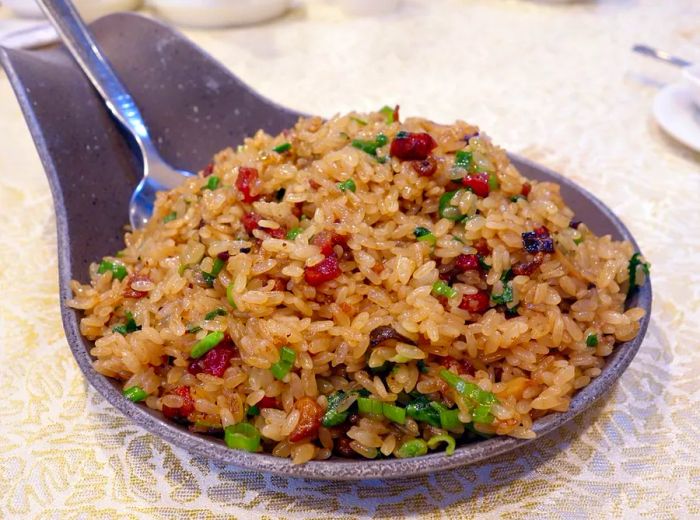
left=681, top=64, right=700, bottom=109
left=146, top=0, right=290, bottom=28
left=653, top=83, right=700, bottom=152
left=3, top=0, right=141, bottom=20
left=335, top=0, right=400, bottom=16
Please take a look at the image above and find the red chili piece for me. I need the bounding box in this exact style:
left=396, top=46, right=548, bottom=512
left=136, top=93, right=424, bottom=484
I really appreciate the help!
left=289, top=397, right=323, bottom=442
left=258, top=395, right=281, bottom=409
left=267, top=227, right=286, bottom=239
left=304, top=254, right=342, bottom=286
left=202, top=163, right=214, bottom=177
left=187, top=340, right=238, bottom=378
left=461, top=173, right=490, bottom=197
left=474, top=238, right=491, bottom=257
left=311, top=231, right=348, bottom=256
left=242, top=212, right=261, bottom=234
left=458, top=290, right=491, bottom=313
left=393, top=105, right=401, bottom=123
left=454, top=254, right=480, bottom=272
left=236, top=167, right=261, bottom=203
left=411, top=155, right=438, bottom=177
left=162, top=385, right=195, bottom=420
left=512, top=252, right=545, bottom=276
left=521, top=182, right=532, bottom=197
left=123, top=274, right=150, bottom=299
left=389, top=132, right=437, bottom=161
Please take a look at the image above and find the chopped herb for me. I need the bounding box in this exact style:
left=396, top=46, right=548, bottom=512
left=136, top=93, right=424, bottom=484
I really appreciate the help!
left=163, top=211, right=178, bottom=223
left=573, top=236, right=584, bottom=245
left=379, top=105, right=395, bottom=124
left=437, top=406, right=462, bottom=430
left=337, top=179, right=357, bottom=192
left=471, top=404, right=494, bottom=424
left=97, top=259, right=128, bottom=281
left=397, top=439, right=428, bottom=458
left=191, top=331, right=225, bottom=358
left=477, top=255, right=491, bottom=271
left=406, top=395, right=441, bottom=427
left=203, top=176, right=220, bottom=191
left=112, top=311, right=140, bottom=335
left=357, top=396, right=383, bottom=417
left=270, top=346, right=296, bottom=380
left=322, top=390, right=351, bottom=427
left=454, top=150, right=473, bottom=170
left=417, top=360, right=429, bottom=374
left=452, top=235, right=464, bottom=243
left=204, top=308, right=227, bottom=320
left=123, top=386, right=148, bottom=402
left=286, top=227, right=303, bottom=240
left=351, top=116, right=368, bottom=125
left=202, top=256, right=226, bottom=286
left=439, top=369, right=498, bottom=424
left=414, top=226, right=437, bottom=246
left=586, top=333, right=599, bottom=347
left=376, top=155, right=388, bottom=164
left=488, top=173, right=500, bottom=191
left=186, top=324, right=202, bottom=334
left=273, top=142, right=292, bottom=153
left=432, top=280, right=458, bottom=298
left=351, top=134, right=388, bottom=156
left=490, top=282, right=513, bottom=305
left=627, top=253, right=651, bottom=297
left=224, top=423, right=261, bottom=452
left=427, top=434, right=456, bottom=455
left=438, top=190, right=466, bottom=221
left=226, top=282, right=237, bottom=309
left=247, top=405, right=260, bottom=417
left=275, top=188, right=286, bottom=201
left=381, top=403, right=406, bottom=425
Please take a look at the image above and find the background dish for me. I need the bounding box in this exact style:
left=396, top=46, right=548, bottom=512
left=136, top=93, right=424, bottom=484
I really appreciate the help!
left=0, top=12, right=651, bottom=479
left=653, top=82, right=700, bottom=152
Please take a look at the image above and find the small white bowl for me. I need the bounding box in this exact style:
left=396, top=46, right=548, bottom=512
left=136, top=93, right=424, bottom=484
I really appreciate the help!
left=3, top=0, right=141, bottom=20
left=682, top=64, right=700, bottom=109
left=146, top=0, right=290, bottom=28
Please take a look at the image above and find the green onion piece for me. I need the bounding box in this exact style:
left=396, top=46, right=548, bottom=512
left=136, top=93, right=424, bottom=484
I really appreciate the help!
left=405, top=395, right=441, bottom=427
left=286, top=227, right=303, bottom=240
left=322, top=390, right=351, bottom=427
left=186, top=324, right=202, bottom=334
left=573, top=236, right=584, bottom=245
left=417, top=360, right=429, bottom=374
left=477, top=255, right=491, bottom=271
left=112, top=324, right=128, bottom=335
left=439, top=369, right=498, bottom=410
left=202, top=257, right=226, bottom=287
left=163, top=211, right=178, bottom=223
left=472, top=404, right=494, bottom=424
left=488, top=173, right=500, bottom=191
left=97, top=259, right=128, bottom=281
left=454, top=150, right=473, bottom=170
left=112, top=311, right=140, bottom=336
left=224, top=423, right=261, bottom=452
left=382, top=403, right=406, bottom=425
left=337, top=179, right=357, bottom=192
left=270, top=346, right=296, bottom=380
left=204, top=176, right=220, bottom=191
left=351, top=134, right=388, bottom=156
left=204, top=307, right=227, bottom=320
left=191, top=331, right=225, bottom=358
left=396, top=439, right=428, bottom=459
left=357, top=396, right=384, bottom=417
left=413, top=226, right=437, bottom=246
left=178, top=264, right=189, bottom=276
left=379, top=105, right=395, bottom=124
left=627, top=252, right=651, bottom=296
left=123, top=386, right=148, bottom=402
left=586, top=333, right=599, bottom=347
left=437, top=406, right=462, bottom=430
left=432, top=280, right=458, bottom=298
left=427, top=434, right=456, bottom=455
left=247, top=405, right=260, bottom=417
left=273, top=142, right=292, bottom=153
left=226, top=282, right=237, bottom=309
left=490, top=282, right=513, bottom=305
left=351, top=116, right=368, bottom=125
left=438, top=191, right=465, bottom=221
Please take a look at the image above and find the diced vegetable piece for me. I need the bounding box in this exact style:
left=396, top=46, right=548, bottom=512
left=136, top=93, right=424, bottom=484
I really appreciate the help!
left=458, top=291, right=491, bottom=313
left=439, top=369, right=498, bottom=424
left=163, top=211, right=177, bottom=223
left=224, top=423, right=261, bottom=452
left=112, top=311, right=140, bottom=335
left=226, top=282, right=237, bottom=309
left=455, top=254, right=480, bottom=272
left=351, top=116, right=368, bottom=125
left=289, top=397, right=323, bottom=442
left=461, top=173, right=490, bottom=197
left=235, top=167, right=260, bottom=202
left=381, top=402, right=406, bottom=425
left=427, top=434, right=456, bottom=455
left=454, top=150, right=473, bottom=170
left=487, top=172, right=499, bottom=191
left=357, top=397, right=383, bottom=417
left=379, top=105, right=396, bottom=124
left=304, top=254, right=342, bottom=286
left=188, top=340, right=238, bottom=377
left=471, top=404, right=493, bottom=424
left=490, top=282, right=513, bottom=305
left=123, top=386, right=147, bottom=402
left=586, top=333, right=599, bottom=347
left=627, top=252, right=651, bottom=296
left=286, top=227, right=303, bottom=240
left=352, top=134, right=388, bottom=156
left=247, top=405, right=260, bottom=417
left=437, top=406, right=462, bottom=430
left=204, top=308, right=227, bottom=320
left=270, top=346, right=296, bottom=380
left=273, top=142, right=292, bottom=153
left=242, top=212, right=261, bottom=234
left=191, top=331, right=225, bottom=358
left=432, top=280, right=458, bottom=298
left=98, top=259, right=128, bottom=281
left=322, top=390, right=351, bottom=427
left=186, top=324, right=202, bottom=334
left=390, top=131, right=437, bottom=161
left=438, top=190, right=465, bottom=221
left=413, top=227, right=436, bottom=246
left=396, top=439, right=428, bottom=458
left=406, top=395, right=441, bottom=427
left=202, top=256, right=226, bottom=286
left=337, top=179, right=357, bottom=192
left=204, top=175, right=220, bottom=191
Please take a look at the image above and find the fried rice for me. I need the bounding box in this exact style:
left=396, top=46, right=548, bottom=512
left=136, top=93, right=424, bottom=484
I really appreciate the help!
left=69, top=109, right=649, bottom=463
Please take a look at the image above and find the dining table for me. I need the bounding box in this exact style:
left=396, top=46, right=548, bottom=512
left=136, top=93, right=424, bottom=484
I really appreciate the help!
left=1, top=0, right=698, bottom=518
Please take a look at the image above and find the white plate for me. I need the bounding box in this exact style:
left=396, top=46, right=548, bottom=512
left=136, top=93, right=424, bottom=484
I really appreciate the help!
left=652, top=82, right=700, bottom=152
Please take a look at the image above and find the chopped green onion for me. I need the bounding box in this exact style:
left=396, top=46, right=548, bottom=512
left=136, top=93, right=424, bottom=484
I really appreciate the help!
left=351, top=116, right=368, bottom=125
left=396, top=439, right=428, bottom=458
left=432, top=280, right=458, bottom=298
left=471, top=404, right=494, bottom=424
left=627, top=252, right=651, bottom=296
left=203, top=176, right=220, bottom=191
left=322, top=390, right=351, bottom=427
left=438, top=190, right=465, bottom=221
left=437, top=406, right=462, bottom=430
left=413, top=226, right=437, bottom=246
left=186, top=324, right=202, bottom=334
left=477, top=255, right=491, bottom=271
left=488, top=173, right=499, bottom=191
left=226, top=282, right=237, bottom=309
left=439, top=369, right=498, bottom=424
left=247, top=405, right=260, bottom=417
left=454, top=150, right=473, bottom=170
left=586, top=333, right=599, bottom=347
left=270, top=346, right=296, bottom=380
left=351, top=134, right=388, bottom=156
left=406, top=395, right=441, bottom=427
left=224, top=423, right=261, bottom=452
left=98, top=259, right=128, bottom=281
left=273, top=142, right=292, bottom=153
left=427, top=434, right=456, bottom=455
left=286, top=227, right=303, bottom=240
left=163, top=211, right=178, bottom=223
left=178, top=264, right=189, bottom=276
left=573, top=236, right=584, bottom=245
left=337, top=179, right=357, bottom=192
left=191, top=331, right=225, bottom=358
left=357, top=396, right=384, bottom=417
left=417, top=360, right=429, bottom=374
left=204, top=308, right=227, bottom=321
left=202, top=256, right=226, bottom=286
left=382, top=402, right=406, bottom=425
left=113, top=311, right=140, bottom=336
left=379, top=105, right=396, bottom=124
left=123, top=386, right=147, bottom=402
left=490, top=282, right=513, bottom=305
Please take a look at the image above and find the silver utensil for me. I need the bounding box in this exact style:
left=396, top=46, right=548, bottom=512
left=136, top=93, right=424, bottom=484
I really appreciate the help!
left=37, top=0, right=193, bottom=229
left=632, top=44, right=692, bottom=68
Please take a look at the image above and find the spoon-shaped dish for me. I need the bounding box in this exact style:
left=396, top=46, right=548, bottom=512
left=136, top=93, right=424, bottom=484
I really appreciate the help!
left=0, top=13, right=651, bottom=480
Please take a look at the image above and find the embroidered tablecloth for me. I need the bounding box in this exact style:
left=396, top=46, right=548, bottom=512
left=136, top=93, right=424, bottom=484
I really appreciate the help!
left=1, top=0, right=698, bottom=517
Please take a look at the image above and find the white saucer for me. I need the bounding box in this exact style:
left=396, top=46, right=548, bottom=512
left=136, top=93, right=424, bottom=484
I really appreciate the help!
left=652, top=82, right=700, bottom=152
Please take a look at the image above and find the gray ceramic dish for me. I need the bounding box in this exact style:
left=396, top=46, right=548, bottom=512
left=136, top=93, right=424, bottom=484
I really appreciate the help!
left=0, top=13, right=651, bottom=480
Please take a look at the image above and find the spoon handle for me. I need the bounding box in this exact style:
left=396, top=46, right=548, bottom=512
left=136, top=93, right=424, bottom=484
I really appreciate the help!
left=37, top=0, right=154, bottom=147
left=632, top=44, right=692, bottom=68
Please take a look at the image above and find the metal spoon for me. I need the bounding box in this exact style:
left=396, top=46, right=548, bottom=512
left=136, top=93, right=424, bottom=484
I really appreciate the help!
left=632, top=44, right=692, bottom=68
left=37, top=0, right=193, bottom=229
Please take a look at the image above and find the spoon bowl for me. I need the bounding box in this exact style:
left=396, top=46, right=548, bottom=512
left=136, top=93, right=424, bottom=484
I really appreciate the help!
left=0, top=13, right=651, bottom=480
